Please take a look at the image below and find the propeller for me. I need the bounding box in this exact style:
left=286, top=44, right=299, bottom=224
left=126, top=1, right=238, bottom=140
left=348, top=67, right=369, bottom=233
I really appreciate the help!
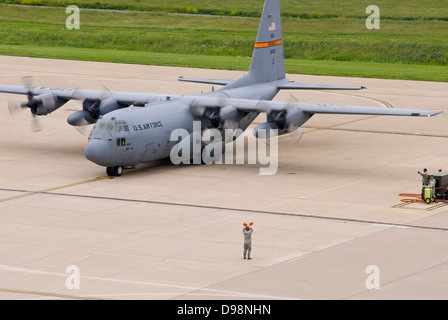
left=274, top=110, right=287, bottom=131
left=271, top=95, right=298, bottom=132
left=279, top=95, right=304, bottom=146
left=67, top=86, right=112, bottom=131
left=190, top=93, right=241, bottom=130
left=7, top=77, right=43, bottom=132
left=190, top=98, right=208, bottom=118
left=7, top=100, right=27, bottom=116
left=274, top=129, right=303, bottom=147
left=260, top=95, right=304, bottom=146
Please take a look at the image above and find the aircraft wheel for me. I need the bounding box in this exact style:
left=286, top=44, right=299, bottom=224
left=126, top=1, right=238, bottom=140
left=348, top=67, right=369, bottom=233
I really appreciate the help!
left=114, top=166, right=123, bottom=177
left=106, top=166, right=123, bottom=177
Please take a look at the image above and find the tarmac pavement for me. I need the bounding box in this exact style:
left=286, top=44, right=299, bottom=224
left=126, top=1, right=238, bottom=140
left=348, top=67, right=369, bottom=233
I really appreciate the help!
left=0, top=55, right=447, bottom=300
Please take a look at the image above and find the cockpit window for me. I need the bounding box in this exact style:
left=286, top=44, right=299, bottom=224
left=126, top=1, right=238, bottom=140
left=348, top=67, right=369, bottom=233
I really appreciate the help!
left=94, top=120, right=129, bottom=133
left=114, top=120, right=130, bottom=133
left=106, top=123, right=114, bottom=132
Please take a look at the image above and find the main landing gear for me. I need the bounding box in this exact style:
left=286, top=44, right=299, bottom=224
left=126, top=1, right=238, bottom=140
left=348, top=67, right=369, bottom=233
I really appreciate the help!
left=106, top=166, right=123, bottom=177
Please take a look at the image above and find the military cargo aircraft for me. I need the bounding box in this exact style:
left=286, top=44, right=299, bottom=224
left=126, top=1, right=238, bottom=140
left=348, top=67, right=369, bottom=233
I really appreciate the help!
left=0, top=0, right=441, bottom=176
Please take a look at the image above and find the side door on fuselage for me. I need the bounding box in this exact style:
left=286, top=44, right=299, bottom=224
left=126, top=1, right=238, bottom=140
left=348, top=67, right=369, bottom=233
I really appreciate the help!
left=113, top=119, right=135, bottom=165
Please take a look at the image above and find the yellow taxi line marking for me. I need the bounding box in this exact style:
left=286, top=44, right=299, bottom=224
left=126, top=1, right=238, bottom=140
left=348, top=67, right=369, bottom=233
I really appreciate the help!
left=301, top=93, right=393, bottom=134
left=341, top=93, right=394, bottom=109
left=393, top=204, right=429, bottom=211
left=0, top=176, right=111, bottom=203
left=393, top=202, right=411, bottom=208
left=303, top=115, right=379, bottom=134
left=393, top=201, right=448, bottom=211
left=426, top=202, right=448, bottom=211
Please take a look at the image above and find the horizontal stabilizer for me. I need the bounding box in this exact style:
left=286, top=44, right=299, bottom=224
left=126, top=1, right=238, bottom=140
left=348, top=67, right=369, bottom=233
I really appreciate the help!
left=178, top=77, right=233, bottom=86
left=278, top=82, right=365, bottom=91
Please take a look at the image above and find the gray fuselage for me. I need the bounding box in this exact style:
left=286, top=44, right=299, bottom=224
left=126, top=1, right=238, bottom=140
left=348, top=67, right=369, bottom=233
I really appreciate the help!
left=84, top=83, right=279, bottom=168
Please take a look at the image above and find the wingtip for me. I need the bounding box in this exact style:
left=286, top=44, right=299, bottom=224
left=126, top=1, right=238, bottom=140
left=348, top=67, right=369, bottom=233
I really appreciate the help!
left=426, top=110, right=443, bottom=117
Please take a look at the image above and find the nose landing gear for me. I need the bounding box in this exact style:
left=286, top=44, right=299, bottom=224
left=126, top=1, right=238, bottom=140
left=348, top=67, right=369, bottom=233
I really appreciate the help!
left=106, top=166, right=123, bottom=177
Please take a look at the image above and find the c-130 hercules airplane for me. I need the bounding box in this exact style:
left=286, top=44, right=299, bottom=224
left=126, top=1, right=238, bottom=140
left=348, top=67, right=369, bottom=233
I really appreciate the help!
left=0, top=0, right=441, bottom=176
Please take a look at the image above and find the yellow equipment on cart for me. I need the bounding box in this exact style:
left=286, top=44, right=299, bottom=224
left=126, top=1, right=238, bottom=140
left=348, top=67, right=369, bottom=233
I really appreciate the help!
left=423, top=185, right=435, bottom=204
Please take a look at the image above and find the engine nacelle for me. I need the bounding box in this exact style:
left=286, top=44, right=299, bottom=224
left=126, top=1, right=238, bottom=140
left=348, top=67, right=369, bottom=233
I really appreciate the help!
left=33, top=92, right=68, bottom=115
left=67, top=110, right=96, bottom=126
left=97, top=98, right=121, bottom=115
left=253, top=107, right=311, bottom=138
left=220, top=106, right=241, bottom=121
left=283, top=107, right=311, bottom=132
left=67, top=98, right=122, bottom=126
left=253, top=121, right=284, bottom=139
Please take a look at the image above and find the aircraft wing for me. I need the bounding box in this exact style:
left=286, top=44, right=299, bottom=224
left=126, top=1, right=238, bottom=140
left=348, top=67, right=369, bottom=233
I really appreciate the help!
left=191, top=96, right=442, bottom=117
left=0, top=84, right=182, bottom=125
left=299, top=103, right=441, bottom=117
left=0, top=85, right=177, bottom=105
left=0, top=85, right=80, bottom=99
left=273, top=102, right=440, bottom=117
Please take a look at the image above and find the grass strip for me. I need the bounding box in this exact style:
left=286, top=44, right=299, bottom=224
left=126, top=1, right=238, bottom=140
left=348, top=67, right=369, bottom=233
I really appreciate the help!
left=1, top=44, right=446, bottom=82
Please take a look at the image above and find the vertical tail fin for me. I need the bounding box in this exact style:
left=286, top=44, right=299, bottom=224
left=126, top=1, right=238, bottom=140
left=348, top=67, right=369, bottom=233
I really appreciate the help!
left=248, top=0, right=285, bottom=83
left=223, top=0, right=285, bottom=90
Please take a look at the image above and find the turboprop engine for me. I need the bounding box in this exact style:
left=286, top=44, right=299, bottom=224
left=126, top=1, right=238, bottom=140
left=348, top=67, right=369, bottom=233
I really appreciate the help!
left=67, top=97, right=122, bottom=126
left=27, top=92, right=68, bottom=115
left=253, top=106, right=311, bottom=138
left=8, top=91, right=68, bottom=116
left=189, top=95, right=244, bottom=131
left=8, top=89, right=70, bottom=132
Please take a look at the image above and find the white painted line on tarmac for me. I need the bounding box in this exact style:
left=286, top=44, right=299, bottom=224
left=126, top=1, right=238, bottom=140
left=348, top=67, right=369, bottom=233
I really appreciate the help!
left=0, top=264, right=298, bottom=300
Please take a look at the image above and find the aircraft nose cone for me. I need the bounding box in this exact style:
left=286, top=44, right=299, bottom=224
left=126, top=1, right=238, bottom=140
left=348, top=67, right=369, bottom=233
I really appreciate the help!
left=85, top=139, right=111, bottom=166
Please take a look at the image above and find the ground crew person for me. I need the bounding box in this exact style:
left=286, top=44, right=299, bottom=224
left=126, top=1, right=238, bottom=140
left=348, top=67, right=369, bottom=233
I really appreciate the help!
left=418, top=168, right=429, bottom=185
left=429, top=175, right=436, bottom=199
left=243, top=223, right=253, bottom=260
left=418, top=168, right=430, bottom=198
